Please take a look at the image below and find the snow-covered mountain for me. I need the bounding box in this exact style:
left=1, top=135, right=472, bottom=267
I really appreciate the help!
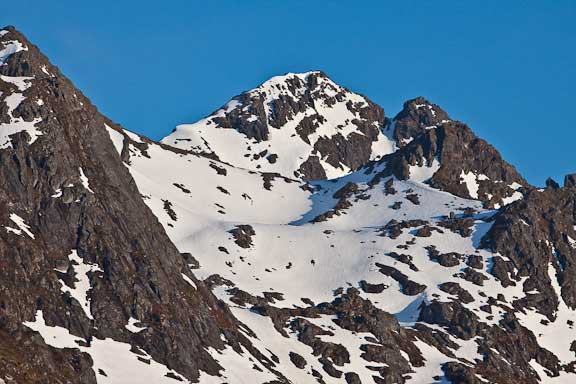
left=162, top=71, right=396, bottom=180
left=2, top=25, right=576, bottom=384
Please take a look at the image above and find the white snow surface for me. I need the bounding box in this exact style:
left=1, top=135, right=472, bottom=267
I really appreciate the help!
left=7, top=213, right=35, bottom=239
left=0, top=39, right=27, bottom=64
left=125, top=317, right=147, bottom=333
left=409, top=158, right=440, bottom=183
left=79, top=167, right=95, bottom=193
left=99, top=125, right=572, bottom=383
left=460, top=170, right=481, bottom=199
left=57, top=250, right=102, bottom=320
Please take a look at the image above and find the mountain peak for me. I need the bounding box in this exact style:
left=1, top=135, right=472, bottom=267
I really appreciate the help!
left=163, top=70, right=395, bottom=180
left=392, top=96, right=451, bottom=146
left=0, top=26, right=29, bottom=64
left=237, top=70, right=347, bottom=127
left=374, top=119, right=529, bottom=207
left=0, top=25, right=60, bottom=78
left=242, top=70, right=358, bottom=112
left=1, top=25, right=20, bottom=35
left=401, top=96, right=434, bottom=107
left=258, top=69, right=327, bottom=83
left=1, top=26, right=51, bottom=148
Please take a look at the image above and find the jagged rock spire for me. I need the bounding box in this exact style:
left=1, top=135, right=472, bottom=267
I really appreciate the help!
left=392, top=96, right=451, bottom=146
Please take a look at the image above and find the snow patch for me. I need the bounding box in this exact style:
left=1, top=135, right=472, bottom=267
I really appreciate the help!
left=51, top=188, right=63, bottom=198
left=105, top=124, right=125, bottom=154
left=181, top=273, right=197, bottom=289
left=8, top=213, right=35, bottom=239
left=409, top=158, right=440, bottom=183
left=41, top=65, right=51, bottom=76
left=125, top=317, right=147, bottom=333
left=58, top=250, right=102, bottom=320
left=460, top=170, right=480, bottom=199
left=0, top=75, right=33, bottom=91
left=79, top=167, right=94, bottom=193
left=0, top=40, right=28, bottom=64
left=501, top=191, right=523, bottom=206
left=0, top=71, right=42, bottom=149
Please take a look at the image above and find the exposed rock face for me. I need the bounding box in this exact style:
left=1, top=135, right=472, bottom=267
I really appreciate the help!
left=565, top=174, right=576, bottom=188
left=482, top=186, right=576, bottom=317
left=0, top=26, right=284, bottom=383
left=420, top=301, right=561, bottom=384
left=391, top=96, right=451, bottom=146
left=162, top=71, right=396, bottom=181
left=248, top=288, right=421, bottom=383
left=371, top=121, right=528, bottom=207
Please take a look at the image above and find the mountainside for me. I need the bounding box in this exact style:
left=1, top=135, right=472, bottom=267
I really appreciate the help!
left=2, top=25, right=576, bottom=384
left=0, top=26, right=292, bottom=384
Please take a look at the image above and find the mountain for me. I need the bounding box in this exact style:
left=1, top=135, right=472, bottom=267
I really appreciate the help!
left=2, top=25, right=576, bottom=384
left=162, top=71, right=396, bottom=180
left=0, top=26, right=286, bottom=384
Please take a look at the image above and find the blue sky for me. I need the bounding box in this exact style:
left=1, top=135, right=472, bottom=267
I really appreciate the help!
left=2, top=1, right=575, bottom=185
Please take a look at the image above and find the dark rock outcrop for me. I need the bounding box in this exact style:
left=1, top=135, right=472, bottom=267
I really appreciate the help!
left=372, top=120, right=528, bottom=207
left=481, top=185, right=576, bottom=317
left=229, top=224, right=256, bottom=248
left=392, top=96, right=451, bottom=146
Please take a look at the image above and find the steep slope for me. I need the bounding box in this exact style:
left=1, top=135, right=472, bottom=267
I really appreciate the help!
left=0, top=26, right=293, bottom=384
left=162, top=71, right=396, bottom=180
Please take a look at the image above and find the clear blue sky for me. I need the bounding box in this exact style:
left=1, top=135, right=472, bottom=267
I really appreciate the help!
left=2, top=1, right=575, bottom=185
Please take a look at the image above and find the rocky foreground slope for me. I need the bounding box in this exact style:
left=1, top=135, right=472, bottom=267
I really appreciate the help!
left=2, top=26, right=576, bottom=384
